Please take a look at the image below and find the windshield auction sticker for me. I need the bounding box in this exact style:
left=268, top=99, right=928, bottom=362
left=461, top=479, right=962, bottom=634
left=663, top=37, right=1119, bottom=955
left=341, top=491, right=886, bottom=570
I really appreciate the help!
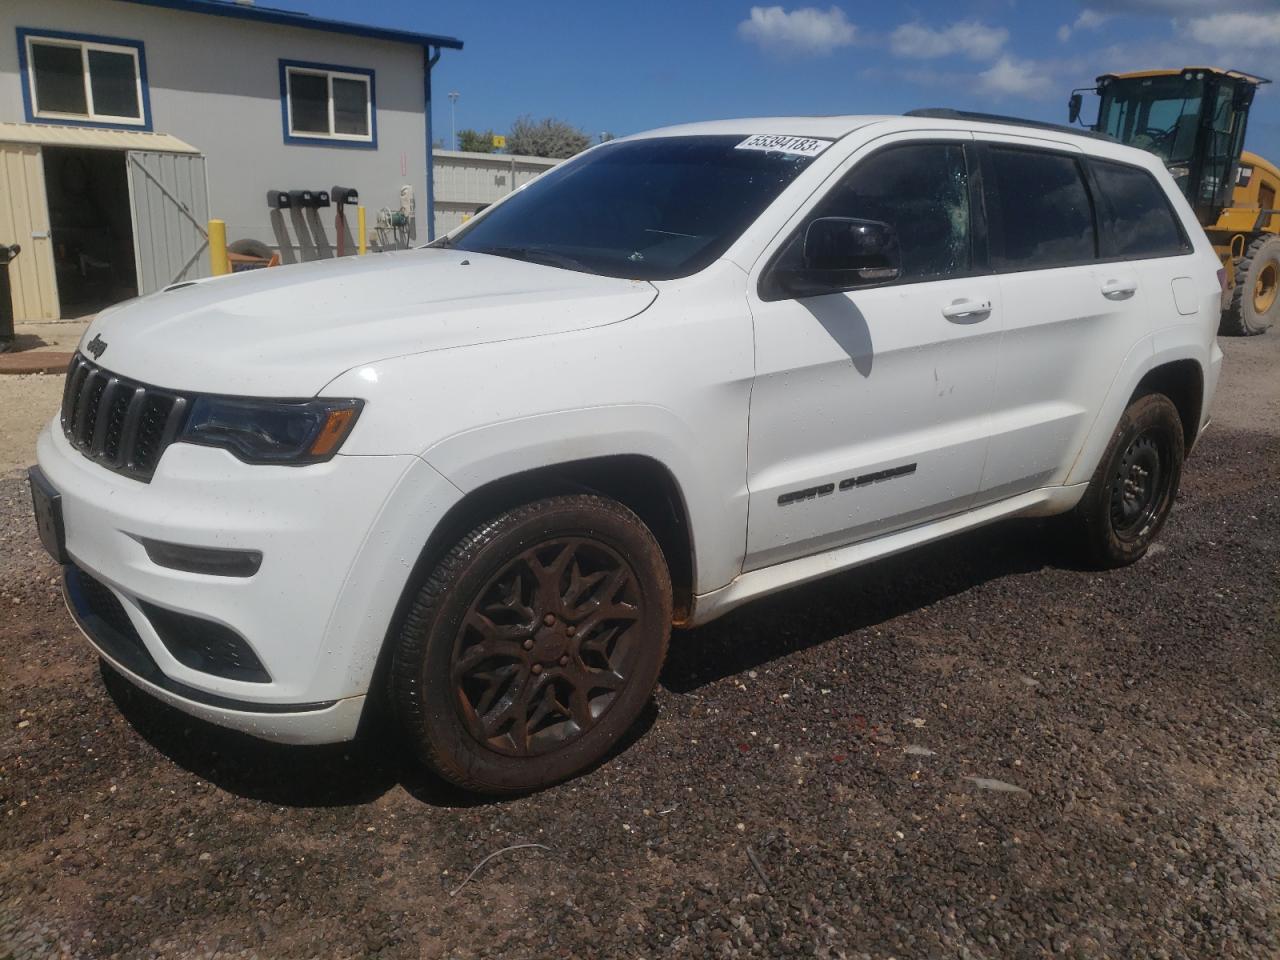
left=734, top=134, right=833, bottom=157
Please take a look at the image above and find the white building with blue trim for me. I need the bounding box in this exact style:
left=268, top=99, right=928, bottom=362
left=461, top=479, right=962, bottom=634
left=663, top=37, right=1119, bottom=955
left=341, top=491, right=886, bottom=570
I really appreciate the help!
left=0, top=0, right=461, bottom=321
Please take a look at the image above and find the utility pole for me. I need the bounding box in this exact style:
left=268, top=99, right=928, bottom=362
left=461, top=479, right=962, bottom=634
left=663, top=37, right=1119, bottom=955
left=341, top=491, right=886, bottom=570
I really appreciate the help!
left=448, top=91, right=459, bottom=150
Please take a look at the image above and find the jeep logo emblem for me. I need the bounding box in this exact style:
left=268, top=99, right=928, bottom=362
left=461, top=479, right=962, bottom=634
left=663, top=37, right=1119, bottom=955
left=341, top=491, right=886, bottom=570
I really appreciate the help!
left=86, top=334, right=108, bottom=359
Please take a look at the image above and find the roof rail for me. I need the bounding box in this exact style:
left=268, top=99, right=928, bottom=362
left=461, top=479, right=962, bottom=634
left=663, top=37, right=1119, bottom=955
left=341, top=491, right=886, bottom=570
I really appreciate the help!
left=905, top=108, right=1116, bottom=142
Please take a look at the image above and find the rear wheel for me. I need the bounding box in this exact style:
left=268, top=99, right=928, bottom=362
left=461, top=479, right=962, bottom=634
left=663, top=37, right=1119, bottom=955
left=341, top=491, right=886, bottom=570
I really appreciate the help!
left=1070, top=393, right=1185, bottom=568
left=392, top=495, right=672, bottom=794
left=1222, top=234, right=1280, bottom=336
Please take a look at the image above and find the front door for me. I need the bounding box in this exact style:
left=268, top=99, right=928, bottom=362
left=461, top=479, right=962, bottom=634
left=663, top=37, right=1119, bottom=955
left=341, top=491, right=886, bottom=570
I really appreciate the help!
left=744, top=135, right=1001, bottom=572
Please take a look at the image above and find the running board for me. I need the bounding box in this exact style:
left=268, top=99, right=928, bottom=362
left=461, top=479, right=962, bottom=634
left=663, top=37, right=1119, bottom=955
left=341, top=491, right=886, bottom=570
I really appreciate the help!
left=687, top=484, right=1086, bottom=626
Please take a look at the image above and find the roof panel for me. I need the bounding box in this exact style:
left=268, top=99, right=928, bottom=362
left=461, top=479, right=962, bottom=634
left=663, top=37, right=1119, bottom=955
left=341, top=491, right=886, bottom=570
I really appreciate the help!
left=114, top=0, right=463, bottom=50
left=0, top=122, right=200, bottom=153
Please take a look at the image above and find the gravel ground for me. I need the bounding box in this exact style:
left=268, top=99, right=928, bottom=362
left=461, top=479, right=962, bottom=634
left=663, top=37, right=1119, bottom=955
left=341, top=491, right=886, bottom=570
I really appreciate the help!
left=1, top=338, right=1277, bottom=959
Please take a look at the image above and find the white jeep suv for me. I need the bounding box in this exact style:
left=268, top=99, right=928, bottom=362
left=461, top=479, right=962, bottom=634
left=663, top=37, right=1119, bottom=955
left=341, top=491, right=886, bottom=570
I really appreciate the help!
left=31, top=113, right=1223, bottom=793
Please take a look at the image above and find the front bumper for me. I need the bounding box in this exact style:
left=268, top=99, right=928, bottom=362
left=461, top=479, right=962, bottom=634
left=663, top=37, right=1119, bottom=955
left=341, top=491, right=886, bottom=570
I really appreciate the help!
left=36, top=420, right=461, bottom=744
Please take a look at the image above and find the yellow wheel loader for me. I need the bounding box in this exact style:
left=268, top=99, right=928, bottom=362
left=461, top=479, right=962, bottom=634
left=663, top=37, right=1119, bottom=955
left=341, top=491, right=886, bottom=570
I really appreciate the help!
left=1071, top=68, right=1280, bottom=335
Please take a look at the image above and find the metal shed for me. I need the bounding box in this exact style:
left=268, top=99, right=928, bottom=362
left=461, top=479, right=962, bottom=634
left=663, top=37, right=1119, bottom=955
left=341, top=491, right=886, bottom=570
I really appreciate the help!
left=0, top=121, right=207, bottom=320
left=432, top=149, right=560, bottom=236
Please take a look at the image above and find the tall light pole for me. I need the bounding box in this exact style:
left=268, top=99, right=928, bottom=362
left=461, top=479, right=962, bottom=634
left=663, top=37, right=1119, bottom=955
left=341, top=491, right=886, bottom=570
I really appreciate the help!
left=448, top=91, right=459, bottom=150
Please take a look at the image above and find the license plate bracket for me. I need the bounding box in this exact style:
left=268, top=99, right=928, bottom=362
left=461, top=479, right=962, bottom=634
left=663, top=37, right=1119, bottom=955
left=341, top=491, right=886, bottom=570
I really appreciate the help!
left=29, top=467, right=68, bottom=564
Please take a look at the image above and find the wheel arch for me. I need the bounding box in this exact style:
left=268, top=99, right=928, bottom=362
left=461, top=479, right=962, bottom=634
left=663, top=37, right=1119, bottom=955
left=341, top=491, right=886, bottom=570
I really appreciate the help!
left=1130, top=357, right=1204, bottom=453
left=382, top=453, right=696, bottom=667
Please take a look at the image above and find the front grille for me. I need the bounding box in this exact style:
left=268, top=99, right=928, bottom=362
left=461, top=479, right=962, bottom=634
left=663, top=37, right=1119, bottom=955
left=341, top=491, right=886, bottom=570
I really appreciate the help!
left=61, top=354, right=188, bottom=482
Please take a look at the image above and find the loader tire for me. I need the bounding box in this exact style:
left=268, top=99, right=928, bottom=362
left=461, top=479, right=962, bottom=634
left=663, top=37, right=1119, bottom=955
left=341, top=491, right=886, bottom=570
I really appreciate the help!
left=1221, top=234, right=1280, bottom=336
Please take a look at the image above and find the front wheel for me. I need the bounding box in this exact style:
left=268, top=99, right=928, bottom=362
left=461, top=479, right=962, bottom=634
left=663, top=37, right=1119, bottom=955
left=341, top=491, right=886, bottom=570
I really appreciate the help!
left=1070, top=393, right=1185, bottom=568
left=1222, top=234, right=1280, bottom=336
left=392, top=495, right=672, bottom=794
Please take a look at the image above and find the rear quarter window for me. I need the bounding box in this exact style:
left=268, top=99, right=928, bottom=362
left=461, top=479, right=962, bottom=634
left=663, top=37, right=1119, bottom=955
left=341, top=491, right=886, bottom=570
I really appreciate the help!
left=1088, top=159, right=1192, bottom=259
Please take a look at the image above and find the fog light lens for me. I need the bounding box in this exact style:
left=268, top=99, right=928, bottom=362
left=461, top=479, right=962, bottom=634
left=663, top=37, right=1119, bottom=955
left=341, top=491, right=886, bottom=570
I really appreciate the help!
left=132, top=535, right=263, bottom=578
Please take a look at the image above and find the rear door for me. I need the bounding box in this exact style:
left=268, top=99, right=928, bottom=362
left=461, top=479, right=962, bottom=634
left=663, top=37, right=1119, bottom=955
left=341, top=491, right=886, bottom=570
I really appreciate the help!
left=975, top=137, right=1153, bottom=500
left=126, top=150, right=211, bottom=295
left=744, top=134, right=1002, bottom=571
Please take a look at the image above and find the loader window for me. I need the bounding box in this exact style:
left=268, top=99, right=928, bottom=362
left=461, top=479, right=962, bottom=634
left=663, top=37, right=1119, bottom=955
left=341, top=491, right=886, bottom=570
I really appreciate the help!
left=988, top=148, right=1097, bottom=271
left=1096, top=76, right=1204, bottom=165
left=1088, top=160, right=1191, bottom=259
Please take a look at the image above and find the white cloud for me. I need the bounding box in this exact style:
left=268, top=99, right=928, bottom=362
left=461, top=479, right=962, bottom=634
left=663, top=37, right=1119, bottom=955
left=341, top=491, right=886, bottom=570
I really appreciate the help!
left=1058, top=9, right=1110, bottom=42
left=737, top=6, right=857, bottom=57
left=977, top=56, right=1055, bottom=99
left=889, top=21, right=1008, bottom=61
left=1182, top=12, right=1280, bottom=50
left=1101, top=0, right=1268, bottom=11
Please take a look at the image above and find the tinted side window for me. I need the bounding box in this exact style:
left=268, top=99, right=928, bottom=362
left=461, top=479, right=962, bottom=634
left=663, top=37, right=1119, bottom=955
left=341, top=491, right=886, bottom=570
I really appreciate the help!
left=1089, top=160, right=1190, bottom=259
left=989, top=148, right=1096, bottom=270
left=807, top=142, right=972, bottom=283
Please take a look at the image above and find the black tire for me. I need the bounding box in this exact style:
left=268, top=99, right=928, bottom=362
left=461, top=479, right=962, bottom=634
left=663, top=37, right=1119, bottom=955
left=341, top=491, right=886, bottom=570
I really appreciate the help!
left=1071, top=393, right=1185, bottom=568
left=392, top=495, right=672, bottom=794
left=1221, top=235, right=1280, bottom=336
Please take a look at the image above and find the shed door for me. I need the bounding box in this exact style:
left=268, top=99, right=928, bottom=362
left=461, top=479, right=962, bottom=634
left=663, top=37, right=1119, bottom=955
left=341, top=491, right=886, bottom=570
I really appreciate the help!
left=0, top=142, right=59, bottom=321
left=126, top=151, right=211, bottom=295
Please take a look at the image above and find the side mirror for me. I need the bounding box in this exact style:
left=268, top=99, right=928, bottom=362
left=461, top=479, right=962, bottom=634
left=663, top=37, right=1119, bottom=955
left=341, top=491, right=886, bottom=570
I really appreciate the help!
left=1068, top=93, right=1083, bottom=125
left=776, top=217, right=901, bottom=297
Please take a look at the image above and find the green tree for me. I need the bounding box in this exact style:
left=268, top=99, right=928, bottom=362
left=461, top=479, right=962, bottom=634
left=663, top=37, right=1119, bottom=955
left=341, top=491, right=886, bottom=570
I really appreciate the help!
left=456, top=128, right=498, bottom=153
left=506, top=116, right=591, bottom=159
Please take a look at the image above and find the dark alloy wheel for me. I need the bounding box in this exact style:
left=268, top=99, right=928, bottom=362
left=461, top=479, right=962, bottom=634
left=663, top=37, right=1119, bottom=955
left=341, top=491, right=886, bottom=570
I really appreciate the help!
left=392, top=495, right=672, bottom=794
left=453, top=537, right=646, bottom=757
left=1073, top=392, right=1185, bottom=568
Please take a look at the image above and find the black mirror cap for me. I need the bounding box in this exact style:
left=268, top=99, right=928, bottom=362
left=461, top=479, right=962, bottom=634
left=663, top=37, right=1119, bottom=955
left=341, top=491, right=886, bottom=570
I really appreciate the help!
left=803, top=216, right=901, bottom=271
left=1068, top=93, right=1083, bottom=125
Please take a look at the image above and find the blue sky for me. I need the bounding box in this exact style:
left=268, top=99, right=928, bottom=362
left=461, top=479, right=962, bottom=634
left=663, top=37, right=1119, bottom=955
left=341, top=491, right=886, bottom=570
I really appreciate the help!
left=278, top=1, right=1280, bottom=161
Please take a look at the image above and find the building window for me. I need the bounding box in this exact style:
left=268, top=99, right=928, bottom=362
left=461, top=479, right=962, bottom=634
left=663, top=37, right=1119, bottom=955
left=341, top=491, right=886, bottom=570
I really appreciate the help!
left=18, top=29, right=149, bottom=129
left=280, top=60, right=376, bottom=147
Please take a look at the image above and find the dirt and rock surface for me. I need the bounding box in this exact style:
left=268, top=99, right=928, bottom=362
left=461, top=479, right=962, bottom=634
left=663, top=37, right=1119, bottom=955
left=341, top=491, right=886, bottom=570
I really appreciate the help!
left=1, top=337, right=1277, bottom=959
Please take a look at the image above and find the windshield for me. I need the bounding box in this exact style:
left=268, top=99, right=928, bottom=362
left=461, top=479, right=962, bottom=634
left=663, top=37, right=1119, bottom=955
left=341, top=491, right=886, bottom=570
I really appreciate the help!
left=439, top=135, right=822, bottom=280
left=1097, top=76, right=1204, bottom=164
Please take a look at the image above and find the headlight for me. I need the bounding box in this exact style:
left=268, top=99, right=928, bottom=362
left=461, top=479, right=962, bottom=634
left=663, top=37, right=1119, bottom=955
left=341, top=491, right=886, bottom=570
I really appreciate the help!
left=178, top=396, right=363, bottom=465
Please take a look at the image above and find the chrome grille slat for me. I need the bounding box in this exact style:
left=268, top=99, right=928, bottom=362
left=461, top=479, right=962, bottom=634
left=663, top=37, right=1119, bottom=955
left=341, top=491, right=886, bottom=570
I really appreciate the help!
left=115, top=387, right=147, bottom=468
left=90, top=377, right=121, bottom=455
left=59, top=353, right=187, bottom=483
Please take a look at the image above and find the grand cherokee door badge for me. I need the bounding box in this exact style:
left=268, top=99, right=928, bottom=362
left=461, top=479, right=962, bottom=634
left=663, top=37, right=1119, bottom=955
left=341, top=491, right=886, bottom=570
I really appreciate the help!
left=777, top=463, right=917, bottom=506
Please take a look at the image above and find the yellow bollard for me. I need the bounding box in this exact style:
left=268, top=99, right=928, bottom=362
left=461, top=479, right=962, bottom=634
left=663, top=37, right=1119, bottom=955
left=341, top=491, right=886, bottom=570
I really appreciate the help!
left=209, top=219, right=230, bottom=276
left=357, top=206, right=367, bottom=255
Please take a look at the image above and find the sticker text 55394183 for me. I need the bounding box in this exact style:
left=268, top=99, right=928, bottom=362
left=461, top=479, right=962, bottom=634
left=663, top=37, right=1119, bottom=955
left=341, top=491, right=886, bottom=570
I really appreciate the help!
left=735, top=135, right=833, bottom=157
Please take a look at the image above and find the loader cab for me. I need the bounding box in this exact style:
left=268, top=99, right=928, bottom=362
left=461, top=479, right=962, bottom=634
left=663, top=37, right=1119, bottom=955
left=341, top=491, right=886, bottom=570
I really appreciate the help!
left=1072, top=69, right=1266, bottom=227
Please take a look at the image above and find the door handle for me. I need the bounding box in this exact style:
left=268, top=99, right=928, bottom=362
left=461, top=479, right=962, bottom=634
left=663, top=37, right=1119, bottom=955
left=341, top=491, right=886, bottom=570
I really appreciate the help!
left=1101, top=278, right=1138, bottom=300
left=941, top=299, right=992, bottom=322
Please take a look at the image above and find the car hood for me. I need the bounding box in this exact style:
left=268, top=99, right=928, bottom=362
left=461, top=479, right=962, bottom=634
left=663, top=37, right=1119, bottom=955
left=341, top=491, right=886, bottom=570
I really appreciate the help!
left=79, top=248, right=658, bottom=396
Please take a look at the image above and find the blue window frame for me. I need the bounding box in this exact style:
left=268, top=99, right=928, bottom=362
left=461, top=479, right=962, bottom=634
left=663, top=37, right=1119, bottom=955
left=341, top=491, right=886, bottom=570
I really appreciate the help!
left=279, top=59, right=377, bottom=149
left=16, top=27, right=152, bottom=131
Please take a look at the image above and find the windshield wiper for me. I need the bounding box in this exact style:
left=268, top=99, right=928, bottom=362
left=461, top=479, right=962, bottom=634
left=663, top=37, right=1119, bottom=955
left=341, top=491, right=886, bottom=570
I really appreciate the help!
left=478, top=246, right=592, bottom=273
left=427, top=235, right=454, bottom=249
